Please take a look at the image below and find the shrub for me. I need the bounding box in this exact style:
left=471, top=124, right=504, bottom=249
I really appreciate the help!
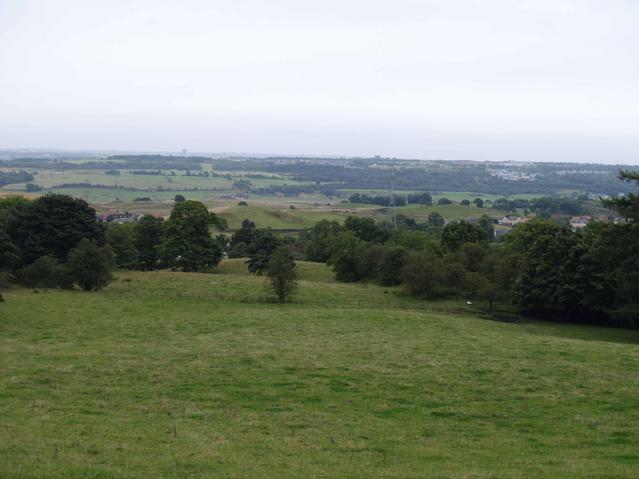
left=67, top=239, right=115, bottom=291
left=18, top=255, right=71, bottom=289
left=267, top=246, right=297, bottom=302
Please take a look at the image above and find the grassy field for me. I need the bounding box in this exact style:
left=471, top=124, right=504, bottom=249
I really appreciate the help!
left=1, top=260, right=639, bottom=478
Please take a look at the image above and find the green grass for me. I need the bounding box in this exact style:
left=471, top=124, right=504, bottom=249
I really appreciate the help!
left=1, top=260, right=639, bottom=478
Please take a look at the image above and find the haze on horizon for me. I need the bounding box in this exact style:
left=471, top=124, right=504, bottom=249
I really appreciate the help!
left=1, top=0, right=638, bottom=164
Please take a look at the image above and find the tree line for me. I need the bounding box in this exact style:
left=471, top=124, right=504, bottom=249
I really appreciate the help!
left=299, top=171, right=639, bottom=327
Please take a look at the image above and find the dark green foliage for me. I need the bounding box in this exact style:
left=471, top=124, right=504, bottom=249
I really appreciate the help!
left=266, top=246, right=297, bottom=302
left=246, top=229, right=280, bottom=275
left=0, top=229, right=18, bottom=271
left=427, top=212, right=445, bottom=227
left=474, top=197, right=484, bottom=208
left=66, top=239, right=115, bottom=291
left=0, top=170, right=33, bottom=187
left=305, top=220, right=344, bottom=262
left=400, top=247, right=446, bottom=298
left=105, top=223, right=138, bottom=269
left=344, top=216, right=388, bottom=243
left=174, top=194, right=186, bottom=203
left=602, top=170, right=639, bottom=221
left=356, top=243, right=384, bottom=280
left=478, top=214, right=495, bottom=241
left=460, top=199, right=470, bottom=206
left=18, top=255, right=70, bottom=289
left=327, top=231, right=364, bottom=282
left=511, top=220, right=611, bottom=314
left=159, top=200, right=224, bottom=272
left=378, top=246, right=407, bottom=286
left=25, top=183, right=43, bottom=192
left=133, top=215, right=165, bottom=270
left=7, top=194, right=104, bottom=265
left=441, top=221, right=486, bottom=252
left=437, top=197, right=452, bottom=205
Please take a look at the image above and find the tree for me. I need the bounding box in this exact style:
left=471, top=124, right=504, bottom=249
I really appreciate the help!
left=105, top=223, right=138, bottom=269
left=134, top=215, right=165, bottom=270
left=378, top=246, right=407, bottom=286
left=602, top=170, right=639, bottom=221
left=0, top=229, right=19, bottom=302
left=474, top=198, right=484, bottom=208
left=344, top=216, right=388, bottom=243
left=7, top=194, right=104, bottom=265
left=478, top=214, right=495, bottom=241
left=401, top=247, right=446, bottom=298
left=427, top=212, right=445, bottom=227
left=159, top=200, right=224, bottom=272
left=460, top=199, right=470, bottom=206
left=25, top=183, right=43, bottom=192
left=327, top=231, right=364, bottom=282
left=441, top=221, right=486, bottom=252
left=305, top=220, right=343, bottom=262
left=266, top=246, right=297, bottom=302
left=18, top=255, right=70, bottom=289
left=511, top=223, right=611, bottom=315
left=67, top=239, right=115, bottom=291
left=174, top=194, right=186, bottom=203
left=246, top=228, right=280, bottom=274
left=437, top=197, right=452, bottom=205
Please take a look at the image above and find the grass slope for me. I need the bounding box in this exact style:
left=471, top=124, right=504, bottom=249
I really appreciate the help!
left=1, top=260, right=639, bottom=478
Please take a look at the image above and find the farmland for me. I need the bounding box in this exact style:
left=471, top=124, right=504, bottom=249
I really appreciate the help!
left=2, top=260, right=639, bottom=478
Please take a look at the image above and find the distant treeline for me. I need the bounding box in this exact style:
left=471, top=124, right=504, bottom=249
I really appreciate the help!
left=348, top=192, right=433, bottom=206
left=0, top=170, right=34, bottom=187
left=5, top=154, right=639, bottom=196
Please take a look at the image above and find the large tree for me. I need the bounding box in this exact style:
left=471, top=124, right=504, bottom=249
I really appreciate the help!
left=246, top=228, right=280, bottom=275
left=133, top=215, right=165, bottom=270
left=7, top=194, right=104, bottom=265
left=304, top=220, right=343, bottom=262
left=441, top=220, right=486, bottom=252
left=158, top=200, right=225, bottom=272
left=105, top=223, right=138, bottom=269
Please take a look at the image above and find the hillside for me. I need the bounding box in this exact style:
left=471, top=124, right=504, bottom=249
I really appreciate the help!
left=1, top=260, right=639, bottom=478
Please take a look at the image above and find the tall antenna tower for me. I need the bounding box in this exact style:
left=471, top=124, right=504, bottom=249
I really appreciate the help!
left=390, top=164, right=397, bottom=229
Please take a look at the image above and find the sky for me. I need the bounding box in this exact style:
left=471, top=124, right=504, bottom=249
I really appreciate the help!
left=0, top=0, right=638, bottom=163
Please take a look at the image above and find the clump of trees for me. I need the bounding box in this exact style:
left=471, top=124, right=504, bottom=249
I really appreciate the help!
left=0, top=194, right=113, bottom=292
left=0, top=194, right=230, bottom=297
left=300, top=171, right=639, bottom=327
left=348, top=192, right=433, bottom=207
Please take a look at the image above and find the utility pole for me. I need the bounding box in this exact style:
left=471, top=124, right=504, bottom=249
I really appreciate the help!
left=390, top=165, right=397, bottom=230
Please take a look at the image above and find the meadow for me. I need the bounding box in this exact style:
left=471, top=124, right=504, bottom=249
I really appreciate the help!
left=2, top=260, right=638, bottom=478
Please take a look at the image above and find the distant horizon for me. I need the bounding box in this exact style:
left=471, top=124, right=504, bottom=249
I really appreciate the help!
left=1, top=145, right=638, bottom=167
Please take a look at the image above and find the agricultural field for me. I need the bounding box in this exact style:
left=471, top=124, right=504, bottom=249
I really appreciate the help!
left=1, top=260, right=638, bottom=478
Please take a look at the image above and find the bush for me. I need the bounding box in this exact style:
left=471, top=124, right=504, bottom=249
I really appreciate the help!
left=67, top=239, right=115, bottom=291
left=401, top=248, right=446, bottom=298
left=267, top=246, right=297, bottom=302
left=238, top=201, right=248, bottom=206
left=379, top=246, right=407, bottom=286
left=18, top=255, right=71, bottom=289
left=437, top=197, right=452, bottom=205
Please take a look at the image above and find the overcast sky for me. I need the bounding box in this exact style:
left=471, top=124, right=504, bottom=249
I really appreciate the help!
left=1, top=0, right=638, bottom=163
